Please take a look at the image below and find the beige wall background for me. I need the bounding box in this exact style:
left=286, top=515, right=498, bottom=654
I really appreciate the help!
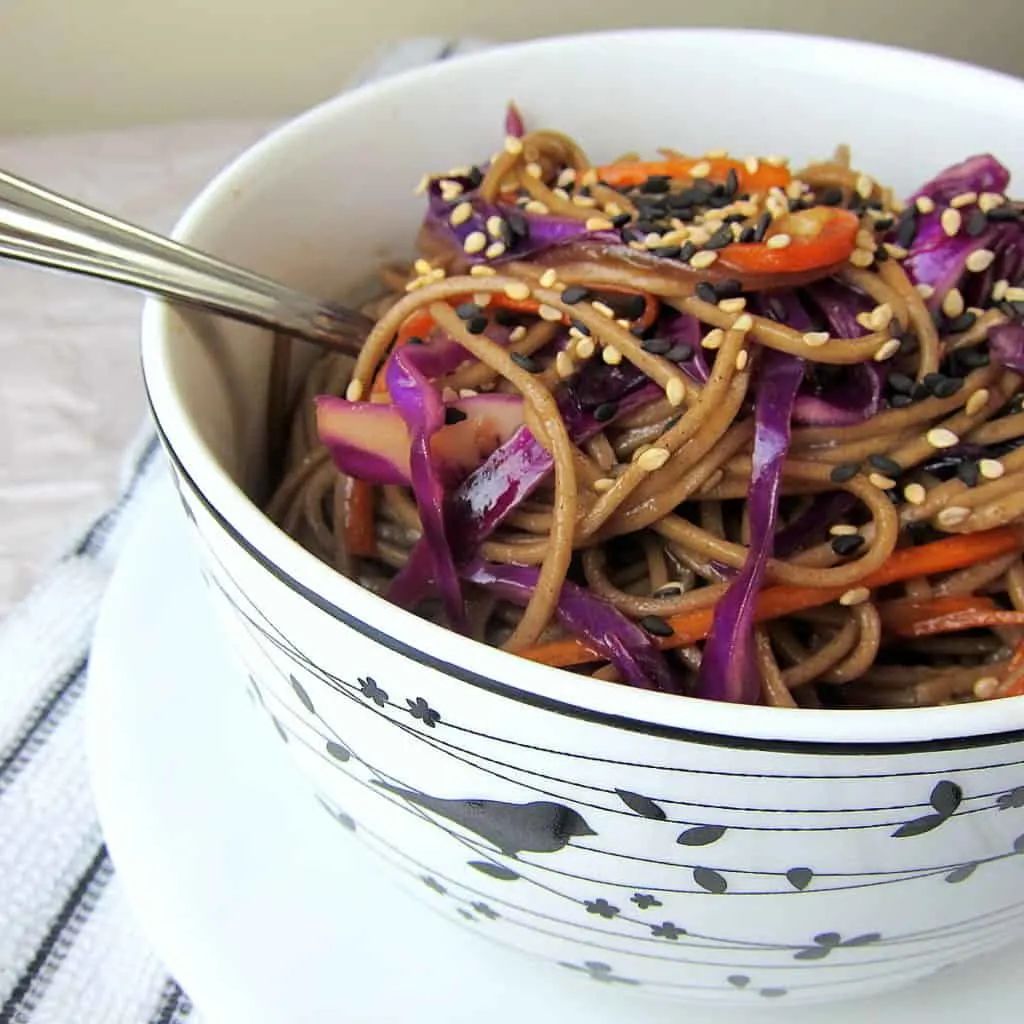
left=0, top=0, right=1021, bottom=135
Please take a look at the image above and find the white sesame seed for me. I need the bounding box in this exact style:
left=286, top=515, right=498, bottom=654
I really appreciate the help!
left=992, top=279, right=1010, bottom=301
left=575, top=337, right=596, bottom=359
left=463, top=231, right=487, bottom=255
left=839, top=587, right=871, bottom=607
left=883, top=243, right=909, bottom=260
left=604, top=201, right=624, bottom=217
left=485, top=241, right=507, bottom=259
left=441, top=387, right=459, bottom=403
left=964, top=248, right=996, bottom=273
left=856, top=228, right=876, bottom=250
left=591, top=300, right=615, bottom=319
left=345, top=380, right=364, bottom=402
left=689, top=160, right=712, bottom=179
left=764, top=154, right=789, bottom=167
left=915, top=196, right=936, bottom=214
left=871, top=303, right=894, bottom=331
left=973, top=676, right=1000, bottom=700
left=538, top=304, right=562, bottom=322
left=593, top=477, right=616, bottom=493
left=473, top=292, right=492, bottom=307
left=666, top=377, right=686, bottom=407
left=966, top=389, right=990, bottom=416
left=413, top=258, right=433, bottom=275
left=903, top=482, right=927, bottom=505
left=615, top=318, right=631, bottom=329
left=978, top=192, right=1004, bottom=213
left=718, top=297, right=747, bottom=314
left=637, top=447, right=671, bottom=472
left=585, top=216, right=614, bottom=231
left=555, top=350, right=575, bottom=379
left=927, top=427, right=960, bottom=449
left=874, top=338, right=901, bottom=361
left=915, top=282, right=935, bottom=299
left=458, top=388, right=478, bottom=399
left=732, top=313, right=754, bottom=333
left=440, top=180, right=463, bottom=201
left=524, top=200, right=549, bottom=215
left=704, top=148, right=728, bottom=158
left=602, top=345, right=623, bottom=366
left=552, top=187, right=570, bottom=201
left=869, top=472, right=897, bottom=490
left=702, top=328, right=725, bottom=350
left=735, top=349, right=749, bottom=372
left=525, top=161, right=543, bottom=179
left=504, top=281, right=531, bottom=301
left=539, top=268, right=558, bottom=288
left=744, top=156, right=760, bottom=174
left=856, top=311, right=875, bottom=330
left=643, top=232, right=664, bottom=248
left=1006, top=286, right=1024, bottom=302
left=855, top=174, right=874, bottom=199
left=448, top=201, right=471, bottom=226
left=580, top=169, right=599, bottom=188
left=573, top=194, right=599, bottom=209
left=830, top=524, right=860, bottom=536
left=469, top=264, right=496, bottom=277
left=937, top=506, right=970, bottom=528
left=486, top=215, right=505, bottom=238
left=941, top=208, right=962, bottom=237
left=504, top=135, right=523, bottom=155
left=849, top=248, right=875, bottom=268
left=428, top=267, right=446, bottom=282
left=509, top=326, right=527, bottom=342
left=942, top=288, right=965, bottom=319
left=785, top=180, right=806, bottom=200
left=413, top=173, right=431, bottom=195
left=556, top=168, right=577, bottom=188
left=690, top=250, right=719, bottom=269
left=979, top=458, right=1005, bottom=480
left=950, top=191, right=977, bottom=209
left=765, top=233, right=792, bottom=250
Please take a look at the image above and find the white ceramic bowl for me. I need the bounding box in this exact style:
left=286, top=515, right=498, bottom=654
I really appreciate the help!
left=141, top=30, right=1024, bottom=1006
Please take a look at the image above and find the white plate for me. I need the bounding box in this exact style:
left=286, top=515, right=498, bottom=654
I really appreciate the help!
left=85, top=472, right=1022, bottom=1023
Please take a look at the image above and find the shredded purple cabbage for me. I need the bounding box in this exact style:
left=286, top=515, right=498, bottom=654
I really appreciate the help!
left=910, top=154, right=1010, bottom=206
left=989, top=321, right=1024, bottom=372
left=461, top=560, right=677, bottom=691
left=385, top=346, right=466, bottom=632
left=695, top=347, right=805, bottom=704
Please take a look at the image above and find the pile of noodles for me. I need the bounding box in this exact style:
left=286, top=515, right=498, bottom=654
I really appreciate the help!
left=266, top=110, right=1024, bottom=708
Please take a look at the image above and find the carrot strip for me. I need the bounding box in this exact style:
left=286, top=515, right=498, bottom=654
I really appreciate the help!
left=1000, top=640, right=1024, bottom=697
left=518, top=526, right=1024, bottom=668
left=883, top=608, right=1024, bottom=639
left=878, top=595, right=999, bottom=637
left=344, top=478, right=378, bottom=558
left=595, top=157, right=790, bottom=194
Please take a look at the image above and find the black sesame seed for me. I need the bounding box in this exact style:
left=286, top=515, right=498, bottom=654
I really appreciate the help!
left=455, top=301, right=481, bottom=320
left=912, top=382, right=931, bottom=402
left=674, top=187, right=706, bottom=207
left=653, top=584, right=683, bottom=598
left=678, top=241, right=698, bottom=263
left=640, top=615, right=674, bottom=637
left=752, top=211, right=772, bottom=243
left=610, top=213, right=631, bottom=229
left=890, top=394, right=913, bottom=408
left=715, top=278, right=743, bottom=299
left=641, top=175, right=671, bottom=194
left=444, top=406, right=468, bottom=425
left=922, top=372, right=945, bottom=390
left=578, top=185, right=592, bottom=198
left=896, top=210, right=918, bottom=249
left=873, top=216, right=894, bottom=231
left=868, top=453, right=902, bottom=476
left=830, top=462, right=860, bottom=483
left=820, top=187, right=844, bottom=206
left=570, top=318, right=591, bottom=337
left=965, top=210, right=988, bottom=237
left=987, top=205, right=1022, bottom=222
left=594, top=401, right=618, bottom=422
left=696, top=282, right=718, bottom=304
left=664, top=414, right=683, bottom=430
left=933, top=377, right=964, bottom=399
left=873, top=246, right=890, bottom=263
left=723, top=212, right=748, bottom=225
left=561, top=285, right=590, bottom=305
left=945, top=312, right=977, bottom=334
left=494, top=309, right=518, bottom=326
left=510, top=352, right=540, bottom=372
left=707, top=193, right=732, bottom=209
left=467, top=316, right=489, bottom=335
left=788, top=197, right=808, bottom=212
left=619, top=294, right=646, bottom=320
left=738, top=226, right=756, bottom=243
left=406, top=335, right=424, bottom=346
left=642, top=337, right=672, bottom=355
left=959, top=348, right=990, bottom=368
left=889, top=372, right=914, bottom=394
left=831, top=533, right=865, bottom=557
left=465, top=165, right=484, bottom=189
left=694, top=178, right=716, bottom=194
left=633, top=220, right=659, bottom=234
left=724, top=168, right=739, bottom=198
left=630, top=323, right=648, bottom=338
left=704, top=226, right=734, bottom=250
left=654, top=244, right=682, bottom=258
left=956, top=461, right=981, bottom=486
left=666, top=342, right=694, bottom=362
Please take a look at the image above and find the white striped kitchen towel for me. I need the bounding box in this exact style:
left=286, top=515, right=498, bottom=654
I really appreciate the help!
left=0, top=36, right=488, bottom=1024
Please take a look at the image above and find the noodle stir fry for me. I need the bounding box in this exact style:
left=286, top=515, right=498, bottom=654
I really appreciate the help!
left=267, top=109, right=1024, bottom=708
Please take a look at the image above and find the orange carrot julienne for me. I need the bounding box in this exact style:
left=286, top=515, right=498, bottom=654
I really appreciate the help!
left=518, top=526, right=1024, bottom=668
left=878, top=595, right=999, bottom=637
left=1001, top=640, right=1024, bottom=697
left=883, top=608, right=1024, bottom=639
left=344, top=478, right=378, bottom=558
left=595, top=157, right=790, bottom=194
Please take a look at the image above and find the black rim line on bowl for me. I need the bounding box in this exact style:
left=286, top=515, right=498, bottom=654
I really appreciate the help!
left=143, top=371, right=1024, bottom=756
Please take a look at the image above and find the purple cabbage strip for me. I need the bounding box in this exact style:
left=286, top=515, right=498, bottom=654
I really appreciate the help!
left=385, top=346, right=466, bottom=632
left=315, top=397, right=412, bottom=486
left=387, top=375, right=658, bottom=609
left=504, top=103, right=525, bottom=138
left=695, top=344, right=805, bottom=705
left=774, top=492, right=857, bottom=559
left=989, top=322, right=1024, bottom=373
left=461, top=560, right=678, bottom=692
left=909, top=154, right=1010, bottom=206
left=662, top=311, right=710, bottom=384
